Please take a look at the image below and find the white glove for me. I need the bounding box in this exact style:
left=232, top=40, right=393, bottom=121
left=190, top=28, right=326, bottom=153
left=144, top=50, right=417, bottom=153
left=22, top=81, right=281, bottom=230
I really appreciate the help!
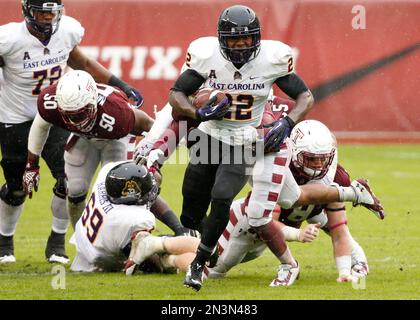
left=134, top=138, right=154, bottom=165
left=144, top=149, right=165, bottom=169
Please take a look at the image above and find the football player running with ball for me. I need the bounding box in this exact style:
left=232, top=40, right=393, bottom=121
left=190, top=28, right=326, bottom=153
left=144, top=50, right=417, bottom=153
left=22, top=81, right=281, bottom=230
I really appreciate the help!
left=169, top=5, right=314, bottom=291
left=0, top=0, right=143, bottom=264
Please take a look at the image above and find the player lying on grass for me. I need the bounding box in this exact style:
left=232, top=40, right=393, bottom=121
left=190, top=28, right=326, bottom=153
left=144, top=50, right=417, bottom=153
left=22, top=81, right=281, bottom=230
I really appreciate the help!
left=69, top=161, right=199, bottom=273
left=136, top=96, right=383, bottom=288
left=23, top=70, right=190, bottom=243
left=127, top=121, right=376, bottom=285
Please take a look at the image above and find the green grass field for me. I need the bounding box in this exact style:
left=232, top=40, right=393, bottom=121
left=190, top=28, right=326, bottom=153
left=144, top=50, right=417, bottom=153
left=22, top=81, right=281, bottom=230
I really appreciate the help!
left=0, top=144, right=419, bottom=300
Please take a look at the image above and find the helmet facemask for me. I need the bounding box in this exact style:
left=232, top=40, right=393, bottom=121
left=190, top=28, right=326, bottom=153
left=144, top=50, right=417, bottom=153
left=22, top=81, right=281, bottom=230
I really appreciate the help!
left=56, top=70, right=98, bottom=133
left=294, top=149, right=335, bottom=180
left=22, top=0, right=64, bottom=39
left=218, top=29, right=261, bottom=65
left=290, top=120, right=337, bottom=180
left=59, top=103, right=97, bottom=133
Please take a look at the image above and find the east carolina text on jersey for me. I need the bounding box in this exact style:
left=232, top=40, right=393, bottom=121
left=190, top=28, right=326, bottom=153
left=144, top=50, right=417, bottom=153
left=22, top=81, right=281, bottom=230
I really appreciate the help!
left=0, top=16, right=84, bottom=123
left=182, top=36, right=294, bottom=144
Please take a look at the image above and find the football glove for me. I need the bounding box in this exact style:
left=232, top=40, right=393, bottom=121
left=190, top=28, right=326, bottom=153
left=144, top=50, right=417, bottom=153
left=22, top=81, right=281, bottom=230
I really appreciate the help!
left=137, top=149, right=165, bottom=169
left=134, top=138, right=154, bottom=165
left=350, top=179, right=385, bottom=219
left=109, top=75, right=144, bottom=108
left=22, top=157, right=40, bottom=199
left=264, top=115, right=295, bottom=153
left=196, top=96, right=230, bottom=122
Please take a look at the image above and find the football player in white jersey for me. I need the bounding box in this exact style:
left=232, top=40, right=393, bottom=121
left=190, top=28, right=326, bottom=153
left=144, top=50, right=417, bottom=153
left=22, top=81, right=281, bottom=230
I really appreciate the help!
left=0, top=0, right=143, bottom=264
left=70, top=161, right=198, bottom=274
left=168, top=5, right=314, bottom=291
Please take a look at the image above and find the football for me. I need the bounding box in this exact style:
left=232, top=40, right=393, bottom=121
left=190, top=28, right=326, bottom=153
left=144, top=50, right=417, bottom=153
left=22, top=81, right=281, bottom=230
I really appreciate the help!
left=171, top=88, right=227, bottom=121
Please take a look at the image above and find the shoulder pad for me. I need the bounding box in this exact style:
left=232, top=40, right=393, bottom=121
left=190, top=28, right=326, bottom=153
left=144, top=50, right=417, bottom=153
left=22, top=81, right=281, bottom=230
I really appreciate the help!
left=59, top=16, right=85, bottom=46
left=185, top=37, right=219, bottom=76
left=264, top=40, right=293, bottom=63
left=0, top=23, right=20, bottom=55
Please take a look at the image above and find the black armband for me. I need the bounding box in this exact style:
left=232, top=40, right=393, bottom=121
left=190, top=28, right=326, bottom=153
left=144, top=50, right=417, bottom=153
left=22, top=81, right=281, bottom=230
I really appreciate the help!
left=171, top=69, right=206, bottom=96
left=0, top=56, right=5, bottom=67
left=275, top=73, right=309, bottom=100
left=108, top=75, right=130, bottom=92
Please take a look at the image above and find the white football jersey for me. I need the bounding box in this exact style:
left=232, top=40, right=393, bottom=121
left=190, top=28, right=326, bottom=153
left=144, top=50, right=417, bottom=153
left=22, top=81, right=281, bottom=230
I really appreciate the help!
left=70, top=161, right=156, bottom=272
left=182, top=37, right=294, bottom=145
left=0, top=16, right=84, bottom=123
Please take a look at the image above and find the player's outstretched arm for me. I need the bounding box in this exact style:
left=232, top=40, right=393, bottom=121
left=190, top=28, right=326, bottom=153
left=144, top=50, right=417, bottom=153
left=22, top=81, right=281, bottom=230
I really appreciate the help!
left=68, top=46, right=143, bottom=107
left=23, top=114, right=52, bottom=198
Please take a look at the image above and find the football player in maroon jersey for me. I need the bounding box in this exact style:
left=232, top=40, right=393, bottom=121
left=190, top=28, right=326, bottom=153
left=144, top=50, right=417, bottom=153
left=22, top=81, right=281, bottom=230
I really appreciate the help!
left=22, top=71, right=188, bottom=259
left=0, top=0, right=143, bottom=265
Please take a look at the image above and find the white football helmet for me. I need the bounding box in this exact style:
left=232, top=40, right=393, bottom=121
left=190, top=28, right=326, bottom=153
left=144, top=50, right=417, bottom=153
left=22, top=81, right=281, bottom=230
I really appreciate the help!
left=290, top=120, right=336, bottom=179
left=56, top=70, right=98, bottom=132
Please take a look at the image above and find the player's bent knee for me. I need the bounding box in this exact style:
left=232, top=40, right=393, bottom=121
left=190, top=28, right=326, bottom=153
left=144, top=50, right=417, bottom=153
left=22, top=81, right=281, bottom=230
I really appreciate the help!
left=248, top=216, right=271, bottom=228
left=68, top=194, right=87, bottom=205
left=66, top=178, right=89, bottom=199
left=180, top=214, right=201, bottom=230
left=277, top=198, right=295, bottom=209
left=0, top=184, right=26, bottom=206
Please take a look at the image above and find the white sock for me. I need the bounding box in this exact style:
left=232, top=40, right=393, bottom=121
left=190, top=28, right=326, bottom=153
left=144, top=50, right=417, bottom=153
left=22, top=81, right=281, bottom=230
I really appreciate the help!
left=152, top=236, right=165, bottom=253
left=279, top=247, right=297, bottom=267
left=335, top=185, right=356, bottom=202
left=349, top=235, right=368, bottom=265
left=336, top=255, right=352, bottom=277
left=0, top=199, right=24, bottom=236
left=51, top=195, right=69, bottom=234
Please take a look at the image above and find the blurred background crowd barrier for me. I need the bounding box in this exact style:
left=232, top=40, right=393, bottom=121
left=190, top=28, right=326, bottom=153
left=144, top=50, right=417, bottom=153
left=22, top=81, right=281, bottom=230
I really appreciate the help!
left=1, top=0, right=419, bottom=141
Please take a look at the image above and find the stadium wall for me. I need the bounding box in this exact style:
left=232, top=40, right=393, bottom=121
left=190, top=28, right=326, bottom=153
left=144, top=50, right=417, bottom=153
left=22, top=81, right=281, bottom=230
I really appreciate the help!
left=1, top=0, right=419, bottom=141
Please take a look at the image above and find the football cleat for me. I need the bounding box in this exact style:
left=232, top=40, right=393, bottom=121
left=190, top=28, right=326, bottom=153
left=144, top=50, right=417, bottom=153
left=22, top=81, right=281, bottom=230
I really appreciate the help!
left=0, top=234, right=15, bottom=263
left=269, top=261, right=300, bottom=287
left=45, top=231, right=69, bottom=264
left=184, top=261, right=204, bottom=291
left=351, top=179, right=385, bottom=220
left=351, top=261, right=369, bottom=278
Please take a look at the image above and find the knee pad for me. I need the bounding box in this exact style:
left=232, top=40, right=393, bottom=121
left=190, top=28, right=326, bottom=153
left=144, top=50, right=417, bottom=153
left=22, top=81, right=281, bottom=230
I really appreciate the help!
left=66, top=177, right=90, bottom=199
left=180, top=213, right=203, bottom=231
left=247, top=201, right=271, bottom=228
left=53, top=177, right=67, bottom=200
left=67, top=194, right=87, bottom=205
left=0, top=184, right=26, bottom=206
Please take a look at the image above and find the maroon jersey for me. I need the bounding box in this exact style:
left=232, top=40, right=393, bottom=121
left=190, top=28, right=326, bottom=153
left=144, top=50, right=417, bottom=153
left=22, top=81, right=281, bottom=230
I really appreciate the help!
left=37, top=83, right=135, bottom=139
left=257, top=96, right=295, bottom=137
left=280, top=164, right=351, bottom=228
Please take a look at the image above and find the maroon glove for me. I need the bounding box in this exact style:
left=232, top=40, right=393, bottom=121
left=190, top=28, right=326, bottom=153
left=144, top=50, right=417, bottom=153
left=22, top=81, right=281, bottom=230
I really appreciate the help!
left=22, top=152, right=40, bottom=199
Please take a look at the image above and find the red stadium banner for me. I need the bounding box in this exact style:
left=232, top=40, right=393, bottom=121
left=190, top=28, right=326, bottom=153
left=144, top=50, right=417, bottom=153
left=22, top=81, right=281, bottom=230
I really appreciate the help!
left=1, top=0, right=419, bottom=140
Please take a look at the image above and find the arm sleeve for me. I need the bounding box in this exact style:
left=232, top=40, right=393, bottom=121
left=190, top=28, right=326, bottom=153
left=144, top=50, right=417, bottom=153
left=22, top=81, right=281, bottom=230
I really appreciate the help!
left=28, top=113, right=53, bottom=155
left=171, top=69, right=206, bottom=96
left=274, top=73, right=309, bottom=100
